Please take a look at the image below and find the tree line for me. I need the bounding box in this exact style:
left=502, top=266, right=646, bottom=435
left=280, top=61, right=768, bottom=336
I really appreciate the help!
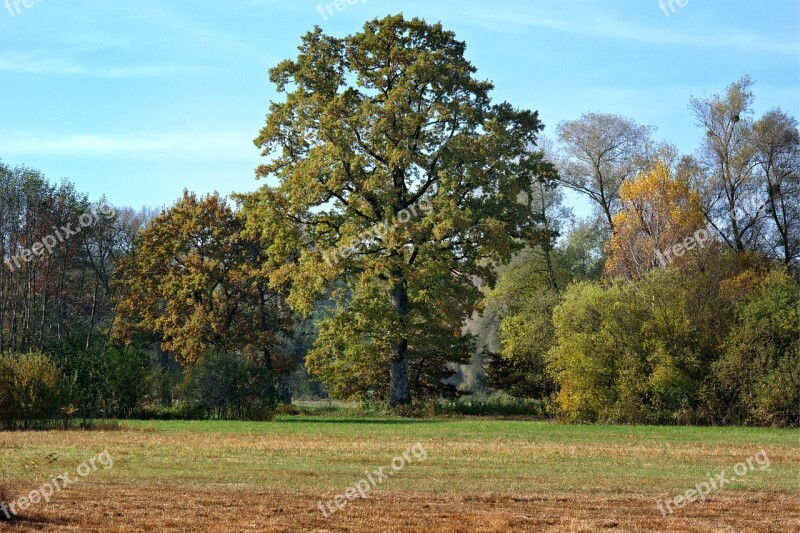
left=485, top=75, right=798, bottom=427
left=0, top=15, right=797, bottom=427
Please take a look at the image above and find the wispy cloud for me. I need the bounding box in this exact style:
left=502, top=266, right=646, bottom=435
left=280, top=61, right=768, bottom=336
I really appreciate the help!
left=0, top=52, right=84, bottom=75
left=0, top=51, right=198, bottom=78
left=0, top=132, right=255, bottom=158
left=430, top=3, right=798, bottom=55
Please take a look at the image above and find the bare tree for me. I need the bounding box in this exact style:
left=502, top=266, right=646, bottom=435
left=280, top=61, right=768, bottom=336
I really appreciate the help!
left=690, top=76, right=766, bottom=253
left=753, top=109, right=800, bottom=272
left=555, top=113, right=654, bottom=234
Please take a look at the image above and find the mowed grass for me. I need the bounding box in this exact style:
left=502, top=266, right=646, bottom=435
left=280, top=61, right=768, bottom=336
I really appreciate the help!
left=2, top=417, right=798, bottom=497
left=1, top=417, right=799, bottom=531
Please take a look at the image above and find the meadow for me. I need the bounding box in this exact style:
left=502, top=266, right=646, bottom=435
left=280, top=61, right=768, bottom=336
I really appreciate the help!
left=0, top=414, right=797, bottom=531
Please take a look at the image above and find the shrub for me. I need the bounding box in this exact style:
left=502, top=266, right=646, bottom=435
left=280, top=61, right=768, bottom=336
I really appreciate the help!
left=436, top=396, right=547, bottom=417
left=548, top=269, right=729, bottom=425
left=709, top=270, right=800, bottom=427
left=182, top=352, right=276, bottom=420
left=0, top=353, right=66, bottom=429
left=52, top=335, right=150, bottom=420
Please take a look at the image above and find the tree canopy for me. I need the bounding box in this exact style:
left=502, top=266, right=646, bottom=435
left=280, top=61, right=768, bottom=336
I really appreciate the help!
left=113, top=192, right=293, bottom=399
left=248, top=15, right=555, bottom=405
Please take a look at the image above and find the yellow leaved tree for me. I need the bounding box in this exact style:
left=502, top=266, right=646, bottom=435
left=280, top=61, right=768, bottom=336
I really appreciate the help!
left=606, top=163, right=709, bottom=278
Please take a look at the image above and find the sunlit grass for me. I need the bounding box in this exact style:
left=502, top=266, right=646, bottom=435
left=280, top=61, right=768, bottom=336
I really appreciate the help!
left=2, top=418, right=797, bottom=498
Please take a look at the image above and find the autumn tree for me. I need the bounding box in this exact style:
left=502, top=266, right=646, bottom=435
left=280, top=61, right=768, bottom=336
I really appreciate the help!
left=249, top=15, right=553, bottom=405
left=113, top=192, right=292, bottom=398
left=483, top=221, right=604, bottom=399
left=690, top=76, right=765, bottom=253
left=752, top=109, right=800, bottom=273
left=605, top=163, right=708, bottom=278
left=555, top=113, right=654, bottom=233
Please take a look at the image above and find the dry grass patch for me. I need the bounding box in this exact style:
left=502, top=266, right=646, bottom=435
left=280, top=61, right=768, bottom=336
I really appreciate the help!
left=0, top=484, right=796, bottom=532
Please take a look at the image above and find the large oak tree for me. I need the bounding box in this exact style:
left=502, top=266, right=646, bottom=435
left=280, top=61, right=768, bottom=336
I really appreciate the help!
left=249, top=15, right=554, bottom=405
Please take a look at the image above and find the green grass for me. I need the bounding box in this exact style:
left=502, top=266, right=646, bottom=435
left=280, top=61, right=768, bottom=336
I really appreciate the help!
left=2, top=417, right=798, bottom=498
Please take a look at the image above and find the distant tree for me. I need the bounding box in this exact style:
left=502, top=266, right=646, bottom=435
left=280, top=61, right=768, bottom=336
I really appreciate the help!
left=249, top=15, right=554, bottom=405
left=752, top=109, right=800, bottom=273
left=0, top=163, right=121, bottom=355
left=690, top=76, right=765, bottom=253
left=484, top=222, right=603, bottom=400
left=556, top=113, right=654, bottom=233
left=691, top=77, right=800, bottom=274
left=113, top=192, right=293, bottom=399
left=558, top=221, right=606, bottom=282
left=486, top=279, right=559, bottom=400
left=605, top=162, right=708, bottom=278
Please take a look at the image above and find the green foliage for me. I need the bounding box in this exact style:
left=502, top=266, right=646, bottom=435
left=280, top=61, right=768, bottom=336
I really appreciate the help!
left=248, top=14, right=554, bottom=405
left=485, top=285, right=559, bottom=399
left=306, top=281, right=471, bottom=401
left=435, top=396, right=546, bottom=417
left=484, top=224, right=605, bottom=399
left=51, top=335, right=150, bottom=419
left=544, top=265, right=799, bottom=427
left=548, top=281, right=627, bottom=422
left=0, top=353, right=66, bottom=429
left=706, top=270, right=800, bottom=427
left=548, top=269, right=728, bottom=424
left=557, top=221, right=606, bottom=282
left=182, top=352, right=277, bottom=420
left=105, top=346, right=151, bottom=418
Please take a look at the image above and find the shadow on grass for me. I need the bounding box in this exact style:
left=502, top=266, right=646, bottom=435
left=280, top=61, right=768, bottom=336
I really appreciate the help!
left=278, top=418, right=442, bottom=425
left=1, top=515, right=69, bottom=528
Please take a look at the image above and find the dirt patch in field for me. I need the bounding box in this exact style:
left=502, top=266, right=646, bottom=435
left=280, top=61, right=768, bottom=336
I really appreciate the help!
left=0, top=484, right=796, bottom=532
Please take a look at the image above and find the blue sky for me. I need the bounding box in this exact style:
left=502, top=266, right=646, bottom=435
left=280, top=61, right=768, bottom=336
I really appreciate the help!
left=1, top=0, right=798, bottom=211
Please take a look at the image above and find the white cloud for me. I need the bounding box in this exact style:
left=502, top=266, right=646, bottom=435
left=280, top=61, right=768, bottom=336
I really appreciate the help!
left=428, top=3, right=799, bottom=55
left=0, top=52, right=84, bottom=75
left=0, top=132, right=256, bottom=158
left=0, top=51, right=198, bottom=78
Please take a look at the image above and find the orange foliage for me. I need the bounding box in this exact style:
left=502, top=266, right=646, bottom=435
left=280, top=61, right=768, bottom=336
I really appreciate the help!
left=605, top=163, right=708, bottom=278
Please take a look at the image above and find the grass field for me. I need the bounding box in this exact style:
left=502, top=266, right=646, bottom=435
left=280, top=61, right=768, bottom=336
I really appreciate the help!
left=0, top=416, right=798, bottom=532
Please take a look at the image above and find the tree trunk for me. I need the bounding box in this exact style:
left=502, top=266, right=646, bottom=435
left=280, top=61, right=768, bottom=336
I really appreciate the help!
left=389, top=277, right=410, bottom=406
left=86, top=282, right=99, bottom=350
left=262, top=347, right=278, bottom=403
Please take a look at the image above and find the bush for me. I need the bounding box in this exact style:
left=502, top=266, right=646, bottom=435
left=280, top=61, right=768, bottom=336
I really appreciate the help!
left=182, top=352, right=276, bottom=420
left=0, top=353, right=66, bottom=429
left=52, top=335, right=150, bottom=420
left=708, top=270, right=800, bottom=427
left=436, top=396, right=547, bottom=417
left=548, top=269, right=728, bottom=425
